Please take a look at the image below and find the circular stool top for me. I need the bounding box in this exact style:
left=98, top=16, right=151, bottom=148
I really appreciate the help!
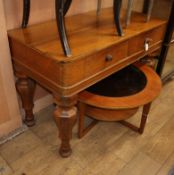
left=78, top=63, right=162, bottom=109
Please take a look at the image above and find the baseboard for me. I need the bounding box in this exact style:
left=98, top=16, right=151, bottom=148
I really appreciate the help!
left=0, top=95, right=53, bottom=144
left=0, top=124, right=28, bottom=145
left=33, top=95, right=53, bottom=113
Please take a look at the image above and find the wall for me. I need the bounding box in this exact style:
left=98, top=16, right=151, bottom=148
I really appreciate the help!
left=0, top=0, right=22, bottom=137
left=3, top=0, right=144, bottom=30
left=4, top=0, right=114, bottom=29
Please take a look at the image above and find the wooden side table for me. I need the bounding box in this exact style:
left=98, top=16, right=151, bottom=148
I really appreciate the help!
left=8, top=8, right=167, bottom=157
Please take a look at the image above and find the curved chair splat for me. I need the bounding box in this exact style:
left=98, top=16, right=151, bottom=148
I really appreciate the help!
left=126, top=0, right=134, bottom=27
left=113, top=0, right=124, bottom=36
left=22, top=0, right=71, bottom=28
left=125, top=0, right=154, bottom=26
left=146, top=0, right=154, bottom=22
left=22, top=0, right=30, bottom=28
left=55, top=0, right=71, bottom=57
left=63, top=0, right=72, bottom=15
left=97, top=0, right=102, bottom=15
left=96, top=0, right=123, bottom=36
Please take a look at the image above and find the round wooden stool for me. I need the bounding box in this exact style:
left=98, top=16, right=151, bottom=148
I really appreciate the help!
left=78, top=63, right=162, bottom=138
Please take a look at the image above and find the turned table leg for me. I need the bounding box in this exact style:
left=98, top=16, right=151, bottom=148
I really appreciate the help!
left=16, top=73, right=36, bottom=127
left=53, top=95, right=77, bottom=158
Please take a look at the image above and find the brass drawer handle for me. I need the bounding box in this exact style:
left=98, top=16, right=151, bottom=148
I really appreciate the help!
left=105, top=54, right=113, bottom=62
left=144, top=38, right=153, bottom=51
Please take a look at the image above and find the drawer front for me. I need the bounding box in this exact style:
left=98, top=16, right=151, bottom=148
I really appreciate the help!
left=128, top=25, right=165, bottom=56
left=63, top=41, right=128, bottom=86
left=85, top=41, right=128, bottom=77
left=62, top=26, right=165, bottom=88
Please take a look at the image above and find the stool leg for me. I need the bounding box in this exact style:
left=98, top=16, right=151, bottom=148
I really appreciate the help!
left=119, top=103, right=151, bottom=134
left=138, top=103, right=151, bottom=134
left=78, top=102, right=86, bottom=138
left=78, top=102, right=98, bottom=138
left=119, top=120, right=139, bottom=132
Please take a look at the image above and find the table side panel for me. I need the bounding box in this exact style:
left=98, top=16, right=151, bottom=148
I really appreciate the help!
left=9, top=38, right=64, bottom=94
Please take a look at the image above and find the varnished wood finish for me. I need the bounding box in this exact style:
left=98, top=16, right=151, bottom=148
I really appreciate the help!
left=78, top=63, right=162, bottom=109
left=139, top=102, right=151, bottom=134
left=53, top=95, right=77, bottom=157
left=78, top=103, right=152, bottom=138
left=119, top=103, right=151, bottom=134
left=15, top=70, right=36, bottom=127
left=21, top=0, right=124, bottom=55
left=78, top=102, right=98, bottom=139
left=8, top=8, right=166, bottom=97
left=8, top=8, right=167, bottom=157
left=83, top=106, right=138, bottom=121
left=78, top=64, right=161, bottom=137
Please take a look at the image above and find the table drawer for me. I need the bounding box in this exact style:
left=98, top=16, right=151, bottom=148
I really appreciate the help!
left=128, top=25, right=165, bottom=56
left=85, top=41, right=128, bottom=77
left=63, top=41, right=128, bottom=86
left=62, top=26, right=165, bottom=87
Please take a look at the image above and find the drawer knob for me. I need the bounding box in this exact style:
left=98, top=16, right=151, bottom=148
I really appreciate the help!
left=105, top=54, right=113, bottom=62
left=144, top=38, right=153, bottom=51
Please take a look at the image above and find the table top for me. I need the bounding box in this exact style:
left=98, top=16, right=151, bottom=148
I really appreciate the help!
left=8, top=8, right=166, bottom=63
left=8, top=7, right=167, bottom=96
